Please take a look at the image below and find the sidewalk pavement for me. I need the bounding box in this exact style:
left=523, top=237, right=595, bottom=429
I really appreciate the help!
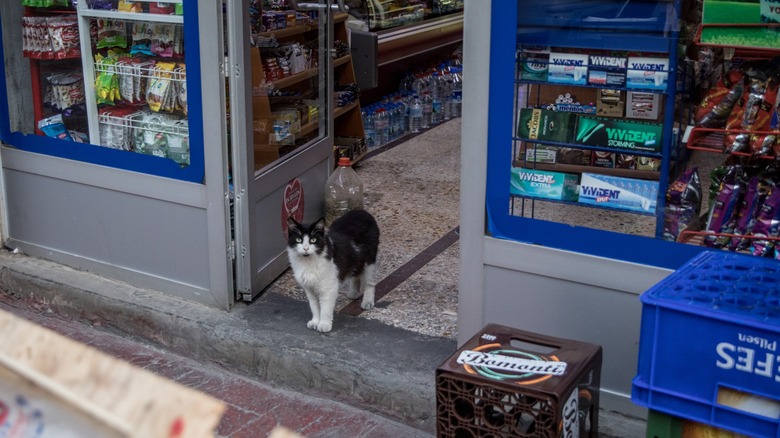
left=0, top=300, right=430, bottom=437
left=0, top=249, right=647, bottom=437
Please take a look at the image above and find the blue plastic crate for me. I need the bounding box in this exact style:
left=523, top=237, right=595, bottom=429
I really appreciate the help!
left=632, top=251, right=780, bottom=437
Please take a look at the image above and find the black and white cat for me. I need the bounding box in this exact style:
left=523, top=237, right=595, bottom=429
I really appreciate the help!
left=286, top=209, right=380, bottom=333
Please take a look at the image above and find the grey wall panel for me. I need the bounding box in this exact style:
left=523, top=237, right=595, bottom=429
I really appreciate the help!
left=482, top=261, right=658, bottom=418
left=3, top=167, right=218, bottom=306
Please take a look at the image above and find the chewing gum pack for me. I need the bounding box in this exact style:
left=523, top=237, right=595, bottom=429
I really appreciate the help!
left=548, top=52, right=588, bottom=85
left=510, top=168, right=579, bottom=202
left=574, top=116, right=663, bottom=153
left=578, top=173, right=658, bottom=213
left=519, top=45, right=550, bottom=81
left=627, top=56, right=669, bottom=90
left=587, top=55, right=627, bottom=87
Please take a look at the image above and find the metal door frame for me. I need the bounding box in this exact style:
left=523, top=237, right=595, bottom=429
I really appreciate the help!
left=226, top=0, right=336, bottom=301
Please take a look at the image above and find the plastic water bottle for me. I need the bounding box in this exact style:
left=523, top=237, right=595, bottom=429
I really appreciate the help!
left=409, top=94, right=423, bottom=133
left=450, top=67, right=462, bottom=118
left=441, top=73, right=453, bottom=121
left=363, top=109, right=376, bottom=148
left=412, top=74, right=427, bottom=97
left=325, top=157, right=364, bottom=226
left=430, top=72, right=443, bottom=125
left=421, top=90, right=433, bottom=129
left=392, top=103, right=404, bottom=138
left=375, top=108, right=389, bottom=146
left=394, top=98, right=408, bottom=136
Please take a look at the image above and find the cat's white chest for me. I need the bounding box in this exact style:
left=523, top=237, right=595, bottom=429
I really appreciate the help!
left=287, top=248, right=338, bottom=291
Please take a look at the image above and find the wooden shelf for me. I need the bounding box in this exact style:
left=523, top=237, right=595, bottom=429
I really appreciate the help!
left=334, top=101, right=358, bottom=118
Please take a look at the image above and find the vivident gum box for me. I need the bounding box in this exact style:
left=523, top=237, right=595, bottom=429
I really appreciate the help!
left=627, top=56, right=669, bottom=90
left=578, top=173, right=658, bottom=213
left=510, top=168, right=579, bottom=201
left=587, top=54, right=627, bottom=87
left=548, top=52, right=588, bottom=85
left=574, top=115, right=663, bottom=153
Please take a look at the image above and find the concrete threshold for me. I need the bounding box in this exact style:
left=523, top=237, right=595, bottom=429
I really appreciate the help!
left=0, top=249, right=454, bottom=433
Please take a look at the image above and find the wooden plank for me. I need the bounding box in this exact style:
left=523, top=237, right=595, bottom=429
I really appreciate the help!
left=0, top=309, right=225, bottom=438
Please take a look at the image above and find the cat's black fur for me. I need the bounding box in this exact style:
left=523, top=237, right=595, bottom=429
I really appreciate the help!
left=286, top=209, right=380, bottom=332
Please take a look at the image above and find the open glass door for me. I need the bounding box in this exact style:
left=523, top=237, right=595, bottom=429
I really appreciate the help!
left=226, top=0, right=335, bottom=301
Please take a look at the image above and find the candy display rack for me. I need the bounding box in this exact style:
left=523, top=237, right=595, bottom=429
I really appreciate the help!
left=508, top=0, right=687, bottom=239
left=22, top=3, right=84, bottom=136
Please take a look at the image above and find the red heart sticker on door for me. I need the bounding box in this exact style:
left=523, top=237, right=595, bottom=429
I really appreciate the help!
left=281, top=178, right=305, bottom=238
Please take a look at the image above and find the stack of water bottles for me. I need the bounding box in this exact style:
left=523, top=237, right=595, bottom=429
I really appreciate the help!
left=361, top=61, right=462, bottom=149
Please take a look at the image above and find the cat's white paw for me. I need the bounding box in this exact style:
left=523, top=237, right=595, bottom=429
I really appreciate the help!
left=307, top=319, right=319, bottom=330
left=361, top=299, right=374, bottom=310
left=316, top=321, right=332, bottom=333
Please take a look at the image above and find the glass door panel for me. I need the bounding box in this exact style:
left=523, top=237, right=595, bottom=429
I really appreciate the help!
left=248, top=1, right=329, bottom=172
left=229, top=0, right=334, bottom=300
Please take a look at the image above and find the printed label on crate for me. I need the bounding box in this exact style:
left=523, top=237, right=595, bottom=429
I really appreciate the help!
left=456, top=346, right=567, bottom=384
left=562, top=388, right=580, bottom=438
left=716, top=332, right=779, bottom=387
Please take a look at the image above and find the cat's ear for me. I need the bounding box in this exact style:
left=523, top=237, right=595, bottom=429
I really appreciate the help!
left=287, top=216, right=299, bottom=229
left=313, top=217, right=326, bottom=232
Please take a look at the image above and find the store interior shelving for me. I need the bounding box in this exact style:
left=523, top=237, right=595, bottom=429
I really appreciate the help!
left=250, top=11, right=364, bottom=170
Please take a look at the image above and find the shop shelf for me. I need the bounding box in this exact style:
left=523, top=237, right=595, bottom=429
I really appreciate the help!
left=696, top=23, right=780, bottom=55
left=78, top=8, right=183, bottom=24
left=686, top=127, right=777, bottom=160
left=516, top=78, right=671, bottom=95
left=510, top=194, right=658, bottom=217
left=514, top=161, right=661, bottom=181
left=513, top=136, right=665, bottom=160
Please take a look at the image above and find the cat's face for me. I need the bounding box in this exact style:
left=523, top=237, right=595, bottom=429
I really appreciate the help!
left=286, top=217, right=326, bottom=257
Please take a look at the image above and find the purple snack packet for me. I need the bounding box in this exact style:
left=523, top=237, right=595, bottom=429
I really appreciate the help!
left=704, top=166, right=745, bottom=248
left=729, top=176, right=766, bottom=250
left=663, top=167, right=702, bottom=241
left=751, top=185, right=780, bottom=257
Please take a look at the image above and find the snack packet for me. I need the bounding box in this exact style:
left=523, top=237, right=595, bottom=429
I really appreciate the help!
left=663, top=167, right=702, bottom=241
left=696, top=69, right=745, bottom=128
left=728, top=176, right=767, bottom=251
left=704, top=165, right=746, bottom=248
left=750, top=185, right=780, bottom=257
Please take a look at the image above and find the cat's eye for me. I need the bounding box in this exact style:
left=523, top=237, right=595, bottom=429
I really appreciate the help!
left=295, top=238, right=302, bottom=243
left=310, top=238, right=317, bottom=243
